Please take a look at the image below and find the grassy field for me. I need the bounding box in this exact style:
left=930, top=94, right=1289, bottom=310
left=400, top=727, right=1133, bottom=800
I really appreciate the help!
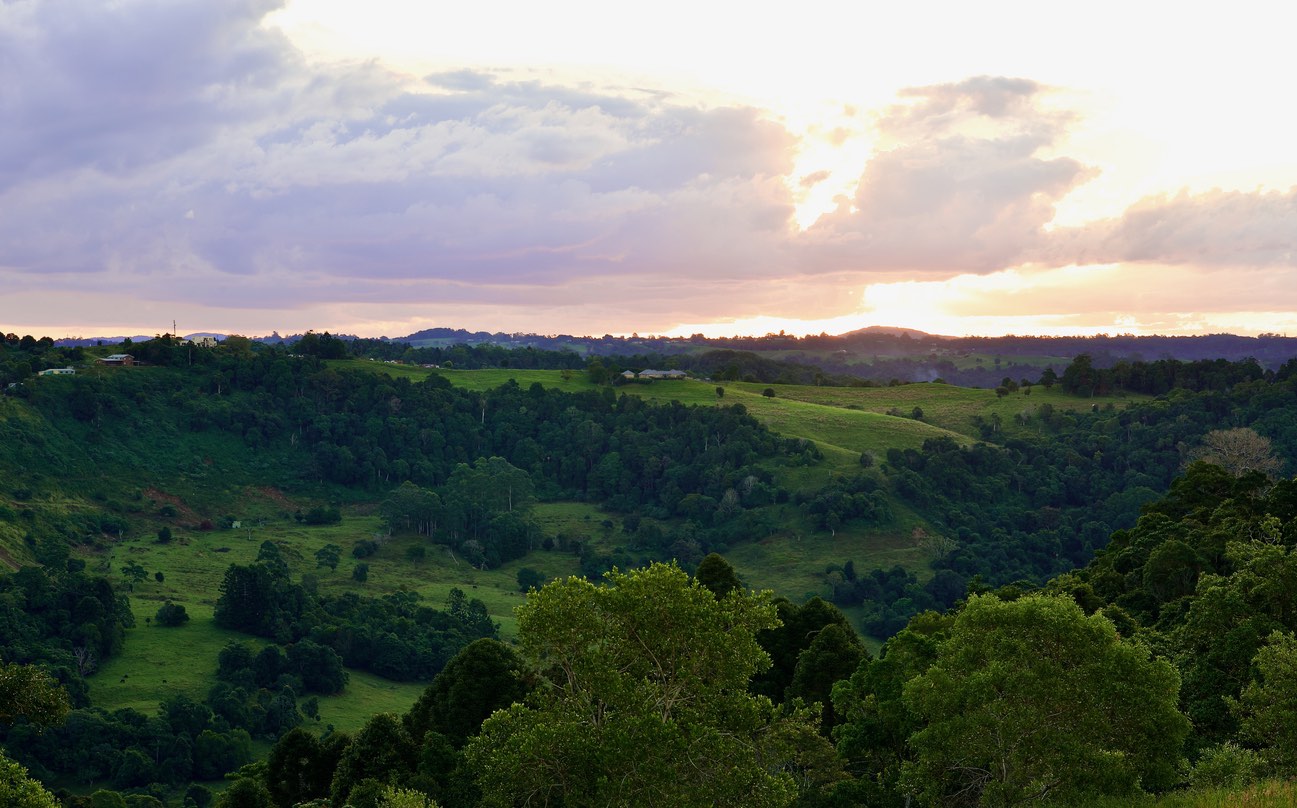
left=84, top=505, right=590, bottom=730
left=729, top=381, right=1148, bottom=441
left=1085, top=780, right=1297, bottom=807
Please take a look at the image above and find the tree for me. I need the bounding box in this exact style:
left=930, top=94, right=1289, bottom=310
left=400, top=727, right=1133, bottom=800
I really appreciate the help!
left=214, top=778, right=272, bottom=808
left=266, top=727, right=331, bottom=808
left=157, top=526, right=173, bottom=543
left=331, top=713, right=419, bottom=805
left=901, top=594, right=1189, bottom=806
left=466, top=563, right=809, bottom=807
left=315, top=544, right=341, bottom=570
left=0, top=659, right=70, bottom=726
left=762, top=387, right=776, bottom=398
left=1189, top=427, right=1284, bottom=478
left=0, top=752, right=58, bottom=808
left=120, top=561, right=148, bottom=588
left=381, top=785, right=443, bottom=808
left=694, top=553, right=743, bottom=599
left=716, top=386, right=725, bottom=399
left=405, top=638, right=530, bottom=748
left=515, top=567, right=544, bottom=592
left=154, top=602, right=190, bottom=627
left=1233, top=630, right=1297, bottom=773
left=786, top=623, right=866, bottom=732
left=353, top=563, right=369, bottom=583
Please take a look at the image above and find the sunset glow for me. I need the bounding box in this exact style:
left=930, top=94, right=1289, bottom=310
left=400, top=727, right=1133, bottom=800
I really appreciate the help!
left=2, top=0, right=1296, bottom=338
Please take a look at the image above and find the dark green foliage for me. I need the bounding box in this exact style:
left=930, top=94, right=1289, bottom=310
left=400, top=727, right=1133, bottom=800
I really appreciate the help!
left=351, top=563, right=369, bottom=582
left=3, top=701, right=253, bottom=788
left=213, top=777, right=272, bottom=808
left=404, top=639, right=530, bottom=748
left=752, top=597, right=857, bottom=703
left=786, top=623, right=867, bottom=732
left=215, top=553, right=497, bottom=681
left=514, top=567, right=543, bottom=592
left=302, top=506, right=341, bottom=526
left=265, top=727, right=333, bottom=808
left=156, top=526, right=172, bottom=543
left=694, top=552, right=742, bottom=598
left=799, top=474, right=891, bottom=534
left=351, top=539, right=378, bottom=559
left=216, top=639, right=346, bottom=696
left=314, top=544, right=341, bottom=570
left=0, top=566, right=132, bottom=705
left=154, top=601, right=189, bottom=627
left=330, top=713, right=418, bottom=806
left=869, top=372, right=1297, bottom=636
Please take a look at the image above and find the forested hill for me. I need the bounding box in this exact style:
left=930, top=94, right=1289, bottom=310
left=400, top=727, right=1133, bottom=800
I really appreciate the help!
left=3, top=332, right=1297, bottom=804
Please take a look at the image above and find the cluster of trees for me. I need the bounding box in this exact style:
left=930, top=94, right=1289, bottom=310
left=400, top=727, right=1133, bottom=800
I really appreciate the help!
left=0, top=563, right=133, bottom=704
left=825, top=564, right=966, bottom=637
left=831, top=367, right=1297, bottom=636
left=796, top=474, right=892, bottom=534
left=214, top=542, right=497, bottom=681
left=207, top=552, right=1219, bottom=807
left=5, top=696, right=255, bottom=791
left=1056, top=353, right=1274, bottom=397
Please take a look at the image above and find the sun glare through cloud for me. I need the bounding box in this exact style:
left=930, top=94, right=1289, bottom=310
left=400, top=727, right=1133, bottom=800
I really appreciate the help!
left=2, top=0, right=1296, bottom=338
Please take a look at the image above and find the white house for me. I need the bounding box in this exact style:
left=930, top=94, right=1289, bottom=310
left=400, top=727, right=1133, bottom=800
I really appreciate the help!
left=37, top=367, right=75, bottom=376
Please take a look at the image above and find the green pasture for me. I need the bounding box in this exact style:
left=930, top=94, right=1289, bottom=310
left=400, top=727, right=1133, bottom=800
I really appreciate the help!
left=1083, top=780, right=1297, bottom=807
left=727, top=381, right=1146, bottom=440
left=84, top=504, right=591, bottom=717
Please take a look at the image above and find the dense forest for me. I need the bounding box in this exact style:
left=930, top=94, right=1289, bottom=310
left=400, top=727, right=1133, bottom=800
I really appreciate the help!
left=2, top=330, right=1297, bottom=806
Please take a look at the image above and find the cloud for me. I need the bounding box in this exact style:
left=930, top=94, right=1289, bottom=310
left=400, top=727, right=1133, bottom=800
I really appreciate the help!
left=0, top=0, right=801, bottom=331
left=801, top=78, right=1095, bottom=275
left=1055, top=187, right=1297, bottom=268
left=1, top=2, right=1294, bottom=338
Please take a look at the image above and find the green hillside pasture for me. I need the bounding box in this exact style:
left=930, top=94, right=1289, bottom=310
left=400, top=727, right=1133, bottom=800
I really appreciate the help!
left=94, top=509, right=585, bottom=640
left=89, top=601, right=427, bottom=733
left=623, top=380, right=967, bottom=468
left=85, top=513, right=582, bottom=732
left=730, top=382, right=1147, bottom=441
left=90, top=601, right=248, bottom=714
left=327, top=360, right=600, bottom=395
left=432, top=367, right=596, bottom=394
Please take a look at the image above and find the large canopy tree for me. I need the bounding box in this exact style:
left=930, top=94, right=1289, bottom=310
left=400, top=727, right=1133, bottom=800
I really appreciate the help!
left=466, top=563, right=821, bottom=807
left=900, top=594, right=1189, bottom=806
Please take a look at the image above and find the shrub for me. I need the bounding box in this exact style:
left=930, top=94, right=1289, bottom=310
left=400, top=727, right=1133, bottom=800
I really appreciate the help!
left=516, top=567, right=545, bottom=592
left=352, top=539, right=378, bottom=559
left=155, top=602, right=190, bottom=627
left=1190, top=742, right=1264, bottom=789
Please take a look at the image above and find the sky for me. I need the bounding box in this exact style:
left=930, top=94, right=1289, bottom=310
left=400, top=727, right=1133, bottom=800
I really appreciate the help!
left=3, top=0, right=1297, bottom=339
